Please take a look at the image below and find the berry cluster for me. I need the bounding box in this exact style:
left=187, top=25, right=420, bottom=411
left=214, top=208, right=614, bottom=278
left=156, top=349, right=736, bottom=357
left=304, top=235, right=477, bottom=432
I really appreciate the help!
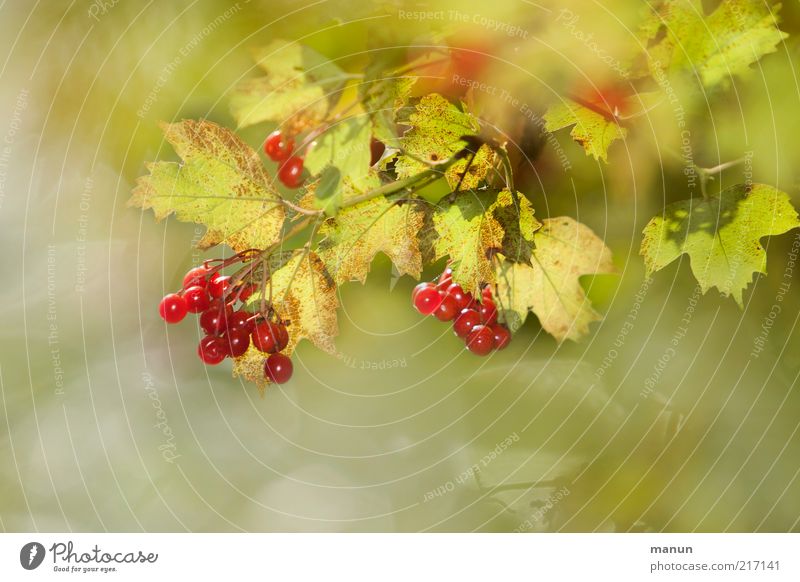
left=412, top=267, right=511, bottom=356
left=158, top=264, right=294, bottom=384
left=264, top=130, right=304, bottom=189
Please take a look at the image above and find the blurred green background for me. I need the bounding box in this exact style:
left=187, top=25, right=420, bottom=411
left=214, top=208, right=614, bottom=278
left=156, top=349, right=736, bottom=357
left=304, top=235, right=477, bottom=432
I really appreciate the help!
left=1, top=0, right=799, bottom=532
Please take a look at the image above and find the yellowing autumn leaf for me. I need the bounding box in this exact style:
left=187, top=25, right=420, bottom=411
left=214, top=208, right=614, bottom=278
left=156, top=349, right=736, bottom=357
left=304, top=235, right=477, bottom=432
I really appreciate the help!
left=434, top=189, right=541, bottom=294
left=640, top=183, right=800, bottom=306
left=229, top=40, right=346, bottom=132
left=234, top=251, right=338, bottom=388
left=318, top=194, right=426, bottom=284
left=495, top=217, right=615, bottom=342
left=395, top=93, right=495, bottom=190
left=543, top=99, right=627, bottom=163
left=129, top=119, right=285, bottom=252
left=641, top=0, right=788, bottom=88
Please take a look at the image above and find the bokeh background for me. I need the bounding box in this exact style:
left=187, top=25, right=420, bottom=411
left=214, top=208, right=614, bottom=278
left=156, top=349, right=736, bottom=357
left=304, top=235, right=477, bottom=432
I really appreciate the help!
left=1, top=0, right=799, bottom=532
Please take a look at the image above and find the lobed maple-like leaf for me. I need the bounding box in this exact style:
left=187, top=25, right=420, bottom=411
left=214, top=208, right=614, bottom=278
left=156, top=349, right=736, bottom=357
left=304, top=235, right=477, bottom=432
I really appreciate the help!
left=395, top=93, right=495, bottom=190
left=640, top=183, right=800, bottom=306
left=640, top=0, right=788, bottom=88
left=234, top=251, right=338, bottom=388
left=129, top=119, right=285, bottom=252
left=543, top=99, right=627, bottom=163
left=318, top=191, right=426, bottom=285
left=495, top=217, right=615, bottom=342
left=433, top=189, right=541, bottom=294
left=229, top=40, right=345, bottom=132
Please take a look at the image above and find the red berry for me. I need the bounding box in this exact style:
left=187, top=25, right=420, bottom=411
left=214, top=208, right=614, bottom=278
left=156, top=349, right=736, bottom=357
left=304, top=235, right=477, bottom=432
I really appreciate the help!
left=264, top=130, right=294, bottom=162
left=413, top=286, right=443, bottom=315
left=491, top=324, right=511, bottom=350
left=222, top=328, right=250, bottom=358
left=183, top=266, right=210, bottom=289
left=412, top=282, right=435, bottom=301
left=278, top=156, right=304, bottom=188
left=453, top=308, right=481, bottom=338
left=435, top=294, right=459, bottom=322
left=159, top=293, right=187, bottom=324
left=479, top=300, right=498, bottom=325
left=463, top=293, right=478, bottom=311
left=437, top=267, right=453, bottom=289
left=252, top=322, right=283, bottom=353
left=264, top=353, right=293, bottom=384
left=227, top=309, right=254, bottom=332
left=445, top=283, right=471, bottom=310
left=183, top=285, right=210, bottom=313
left=481, top=285, right=493, bottom=301
left=208, top=298, right=233, bottom=316
left=238, top=284, right=257, bottom=302
left=199, top=301, right=232, bottom=335
left=208, top=274, right=231, bottom=299
left=274, top=322, right=289, bottom=351
left=198, top=336, right=226, bottom=365
left=466, top=324, right=495, bottom=356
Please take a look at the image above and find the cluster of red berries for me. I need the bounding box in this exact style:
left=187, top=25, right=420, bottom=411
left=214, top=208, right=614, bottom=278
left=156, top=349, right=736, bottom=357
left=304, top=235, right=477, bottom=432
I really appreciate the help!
left=264, top=130, right=304, bottom=189
left=412, top=267, right=511, bottom=356
left=158, top=265, right=294, bottom=384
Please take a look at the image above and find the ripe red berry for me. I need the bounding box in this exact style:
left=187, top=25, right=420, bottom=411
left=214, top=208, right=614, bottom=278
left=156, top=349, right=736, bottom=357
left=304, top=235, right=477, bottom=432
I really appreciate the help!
left=264, top=353, right=293, bottom=384
left=491, top=324, right=511, bottom=350
left=183, top=265, right=210, bottom=289
left=237, top=284, right=257, bottom=302
left=264, top=130, right=294, bottom=162
left=437, top=267, right=453, bottom=289
left=274, top=322, right=289, bottom=351
left=198, top=336, right=227, bottom=365
left=435, top=294, right=459, bottom=322
left=479, top=300, right=498, bottom=325
left=183, top=285, right=210, bottom=313
left=466, top=324, right=495, bottom=356
left=481, top=285, right=493, bottom=301
left=252, top=321, right=283, bottom=353
left=199, top=301, right=232, bottom=335
left=445, top=283, right=471, bottom=310
left=227, top=309, right=254, bottom=332
left=414, top=286, right=444, bottom=315
left=158, top=293, right=188, bottom=324
left=453, top=308, right=481, bottom=338
left=463, top=293, right=478, bottom=311
left=412, top=282, right=435, bottom=301
left=208, top=274, right=231, bottom=299
left=222, top=328, right=250, bottom=358
left=278, top=156, right=304, bottom=188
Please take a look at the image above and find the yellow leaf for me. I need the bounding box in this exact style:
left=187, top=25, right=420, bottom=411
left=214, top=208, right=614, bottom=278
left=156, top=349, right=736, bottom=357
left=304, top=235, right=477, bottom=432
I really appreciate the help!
left=129, top=120, right=285, bottom=252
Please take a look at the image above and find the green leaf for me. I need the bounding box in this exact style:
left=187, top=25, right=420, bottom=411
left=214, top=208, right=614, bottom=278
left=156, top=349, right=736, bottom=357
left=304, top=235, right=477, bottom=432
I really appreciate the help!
left=318, top=193, right=426, bottom=285
left=543, top=99, right=626, bottom=163
left=312, top=166, right=343, bottom=215
left=304, top=117, right=374, bottom=215
left=362, top=76, right=416, bottom=147
left=229, top=40, right=346, bottom=132
left=395, top=93, right=494, bottom=190
left=129, top=120, right=285, bottom=252
left=640, top=183, right=800, bottom=306
left=433, top=189, right=541, bottom=294
left=234, top=251, right=338, bottom=388
left=641, top=0, right=788, bottom=88
left=495, top=217, right=616, bottom=342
